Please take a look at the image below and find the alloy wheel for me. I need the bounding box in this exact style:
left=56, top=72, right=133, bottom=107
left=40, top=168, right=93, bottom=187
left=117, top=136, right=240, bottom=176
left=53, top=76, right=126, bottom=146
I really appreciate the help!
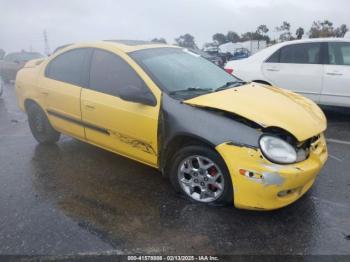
left=177, top=155, right=225, bottom=203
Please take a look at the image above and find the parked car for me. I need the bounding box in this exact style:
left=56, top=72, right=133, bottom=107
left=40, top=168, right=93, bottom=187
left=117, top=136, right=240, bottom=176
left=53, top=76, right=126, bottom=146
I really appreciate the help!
left=225, top=38, right=350, bottom=107
left=15, top=41, right=327, bottom=210
left=0, top=51, right=43, bottom=83
left=230, top=48, right=250, bottom=61
left=189, top=49, right=224, bottom=67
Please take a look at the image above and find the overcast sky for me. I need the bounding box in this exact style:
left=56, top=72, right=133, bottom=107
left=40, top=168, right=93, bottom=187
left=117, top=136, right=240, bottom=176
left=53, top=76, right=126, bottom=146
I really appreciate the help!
left=0, top=0, right=349, bottom=54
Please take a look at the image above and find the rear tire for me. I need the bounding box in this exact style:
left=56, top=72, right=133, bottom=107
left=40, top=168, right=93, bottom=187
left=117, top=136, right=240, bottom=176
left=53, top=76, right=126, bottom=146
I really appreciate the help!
left=27, top=103, right=60, bottom=144
left=168, top=145, right=233, bottom=205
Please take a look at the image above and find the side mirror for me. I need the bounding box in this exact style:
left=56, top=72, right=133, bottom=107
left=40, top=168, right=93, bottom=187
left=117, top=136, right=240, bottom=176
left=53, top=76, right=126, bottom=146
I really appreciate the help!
left=118, top=85, right=157, bottom=107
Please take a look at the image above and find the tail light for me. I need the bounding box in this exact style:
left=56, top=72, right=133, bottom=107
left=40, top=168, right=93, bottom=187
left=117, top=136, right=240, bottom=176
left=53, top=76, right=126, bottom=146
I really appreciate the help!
left=225, top=68, right=233, bottom=74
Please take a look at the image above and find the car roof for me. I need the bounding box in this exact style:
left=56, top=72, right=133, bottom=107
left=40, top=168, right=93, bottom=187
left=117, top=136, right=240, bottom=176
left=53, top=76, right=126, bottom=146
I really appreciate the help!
left=279, top=37, right=350, bottom=46
left=6, top=51, right=42, bottom=56
left=242, top=37, right=350, bottom=62
left=54, top=40, right=177, bottom=55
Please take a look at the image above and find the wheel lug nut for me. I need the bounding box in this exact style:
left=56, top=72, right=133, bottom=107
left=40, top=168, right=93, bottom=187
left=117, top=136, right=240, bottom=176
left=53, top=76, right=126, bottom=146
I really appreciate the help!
left=200, top=182, right=205, bottom=186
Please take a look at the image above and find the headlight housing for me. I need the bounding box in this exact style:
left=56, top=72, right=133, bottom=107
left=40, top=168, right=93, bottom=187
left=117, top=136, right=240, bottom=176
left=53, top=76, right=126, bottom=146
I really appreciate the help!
left=259, top=135, right=297, bottom=164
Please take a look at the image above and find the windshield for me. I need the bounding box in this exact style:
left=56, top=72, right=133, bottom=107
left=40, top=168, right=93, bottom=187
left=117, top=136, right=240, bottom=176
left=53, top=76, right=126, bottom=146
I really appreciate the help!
left=130, top=48, right=241, bottom=99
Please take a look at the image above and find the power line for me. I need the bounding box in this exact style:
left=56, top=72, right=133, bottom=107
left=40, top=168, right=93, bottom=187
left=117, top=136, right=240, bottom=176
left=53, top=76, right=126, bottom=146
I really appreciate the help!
left=43, top=30, right=51, bottom=56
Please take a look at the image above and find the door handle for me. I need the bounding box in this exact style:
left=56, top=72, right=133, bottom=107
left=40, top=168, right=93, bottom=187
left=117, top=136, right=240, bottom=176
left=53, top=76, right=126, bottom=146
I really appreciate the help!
left=40, top=91, right=49, bottom=96
left=84, top=103, right=95, bottom=110
left=326, top=72, right=343, bottom=76
left=266, top=68, right=280, bottom=72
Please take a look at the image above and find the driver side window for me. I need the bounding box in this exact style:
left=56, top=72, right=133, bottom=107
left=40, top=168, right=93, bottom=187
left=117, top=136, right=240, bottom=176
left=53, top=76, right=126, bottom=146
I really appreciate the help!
left=89, top=49, right=147, bottom=97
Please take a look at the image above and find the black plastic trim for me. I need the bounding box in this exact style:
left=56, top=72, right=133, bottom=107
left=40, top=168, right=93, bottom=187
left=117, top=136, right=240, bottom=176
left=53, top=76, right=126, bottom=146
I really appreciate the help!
left=47, top=110, right=109, bottom=135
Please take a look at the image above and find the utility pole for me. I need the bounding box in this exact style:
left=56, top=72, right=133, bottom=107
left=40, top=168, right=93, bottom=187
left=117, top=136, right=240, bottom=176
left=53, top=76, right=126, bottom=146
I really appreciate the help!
left=43, top=30, right=51, bottom=56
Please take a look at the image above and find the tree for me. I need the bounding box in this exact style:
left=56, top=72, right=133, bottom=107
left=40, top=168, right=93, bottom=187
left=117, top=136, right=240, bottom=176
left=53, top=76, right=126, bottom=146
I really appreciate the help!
left=151, top=38, right=167, bottom=44
left=256, top=24, right=269, bottom=35
left=309, top=20, right=349, bottom=38
left=241, top=32, right=258, bottom=41
left=226, top=31, right=240, bottom=43
left=334, top=24, right=349, bottom=37
left=255, top=24, right=270, bottom=43
left=276, top=21, right=293, bottom=42
left=0, top=49, right=5, bottom=60
left=296, top=27, right=305, bottom=39
left=175, top=34, right=197, bottom=49
left=212, top=33, right=227, bottom=45
left=240, top=30, right=270, bottom=43
left=309, top=20, right=334, bottom=38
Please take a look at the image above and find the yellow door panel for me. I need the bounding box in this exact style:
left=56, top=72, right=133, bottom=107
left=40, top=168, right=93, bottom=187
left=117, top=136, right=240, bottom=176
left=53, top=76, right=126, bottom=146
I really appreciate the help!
left=81, top=88, right=159, bottom=166
left=38, top=77, right=84, bottom=139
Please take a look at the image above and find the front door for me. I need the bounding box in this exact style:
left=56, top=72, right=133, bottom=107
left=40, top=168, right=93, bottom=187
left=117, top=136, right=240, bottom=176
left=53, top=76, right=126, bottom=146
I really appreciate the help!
left=81, top=48, right=160, bottom=166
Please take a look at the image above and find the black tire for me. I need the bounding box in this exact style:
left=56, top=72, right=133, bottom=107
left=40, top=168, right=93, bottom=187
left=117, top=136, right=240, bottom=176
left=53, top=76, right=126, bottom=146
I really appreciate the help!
left=168, top=145, right=233, bottom=205
left=27, top=103, right=60, bottom=144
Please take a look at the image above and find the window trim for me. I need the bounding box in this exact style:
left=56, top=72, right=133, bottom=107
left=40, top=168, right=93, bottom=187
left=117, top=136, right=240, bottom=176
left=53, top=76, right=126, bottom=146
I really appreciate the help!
left=86, top=48, right=157, bottom=105
left=44, top=47, right=92, bottom=87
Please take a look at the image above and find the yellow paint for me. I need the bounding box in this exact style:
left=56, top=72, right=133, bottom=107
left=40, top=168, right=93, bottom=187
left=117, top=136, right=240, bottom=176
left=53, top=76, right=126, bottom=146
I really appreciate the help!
left=184, top=83, right=327, bottom=142
left=81, top=88, right=159, bottom=166
left=16, top=42, right=162, bottom=168
left=216, top=134, right=328, bottom=210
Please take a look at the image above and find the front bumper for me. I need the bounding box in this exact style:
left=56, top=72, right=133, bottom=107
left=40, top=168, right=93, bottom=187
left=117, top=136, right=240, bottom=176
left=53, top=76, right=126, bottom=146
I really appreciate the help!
left=216, top=134, right=328, bottom=210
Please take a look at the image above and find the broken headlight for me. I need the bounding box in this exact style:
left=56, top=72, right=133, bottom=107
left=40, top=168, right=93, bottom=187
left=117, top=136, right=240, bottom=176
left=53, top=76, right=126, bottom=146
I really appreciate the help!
left=259, top=136, right=297, bottom=164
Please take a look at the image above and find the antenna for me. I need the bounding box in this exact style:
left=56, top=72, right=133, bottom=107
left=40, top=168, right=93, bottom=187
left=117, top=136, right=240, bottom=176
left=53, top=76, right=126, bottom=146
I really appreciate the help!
left=43, top=30, right=51, bottom=56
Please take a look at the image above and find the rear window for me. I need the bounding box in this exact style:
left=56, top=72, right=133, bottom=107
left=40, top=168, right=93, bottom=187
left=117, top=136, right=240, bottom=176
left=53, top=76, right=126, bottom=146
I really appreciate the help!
left=328, top=42, right=350, bottom=66
left=266, top=43, right=321, bottom=64
left=280, top=43, right=321, bottom=64
left=45, top=48, right=89, bottom=86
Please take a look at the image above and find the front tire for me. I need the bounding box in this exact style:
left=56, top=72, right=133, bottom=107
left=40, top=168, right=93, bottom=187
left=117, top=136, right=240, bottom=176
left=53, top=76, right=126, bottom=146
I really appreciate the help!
left=169, top=145, right=233, bottom=205
left=27, top=103, right=60, bottom=144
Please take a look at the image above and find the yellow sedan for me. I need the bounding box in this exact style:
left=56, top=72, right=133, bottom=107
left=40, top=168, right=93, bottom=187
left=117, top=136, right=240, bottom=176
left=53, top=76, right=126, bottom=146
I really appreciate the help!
left=15, top=40, right=328, bottom=210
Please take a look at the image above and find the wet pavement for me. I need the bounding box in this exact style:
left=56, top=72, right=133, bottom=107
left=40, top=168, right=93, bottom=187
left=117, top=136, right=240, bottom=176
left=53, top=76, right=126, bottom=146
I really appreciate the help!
left=0, top=83, right=349, bottom=255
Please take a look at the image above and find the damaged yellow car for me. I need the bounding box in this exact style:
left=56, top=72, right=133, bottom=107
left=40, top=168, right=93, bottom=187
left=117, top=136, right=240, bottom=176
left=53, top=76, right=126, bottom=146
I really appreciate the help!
left=15, top=40, right=328, bottom=210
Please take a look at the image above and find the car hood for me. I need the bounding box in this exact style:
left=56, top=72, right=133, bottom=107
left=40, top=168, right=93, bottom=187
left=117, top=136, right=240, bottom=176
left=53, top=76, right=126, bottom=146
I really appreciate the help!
left=183, top=83, right=327, bottom=142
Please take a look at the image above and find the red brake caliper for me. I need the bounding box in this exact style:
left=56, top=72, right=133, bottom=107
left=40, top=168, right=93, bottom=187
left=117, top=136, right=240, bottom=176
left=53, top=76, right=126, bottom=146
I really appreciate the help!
left=209, top=167, right=217, bottom=177
left=208, top=167, right=218, bottom=191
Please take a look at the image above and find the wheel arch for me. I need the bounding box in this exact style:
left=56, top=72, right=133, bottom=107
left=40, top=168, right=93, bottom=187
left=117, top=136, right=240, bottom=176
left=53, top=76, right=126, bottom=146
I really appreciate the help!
left=252, top=80, right=272, bottom=86
left=24, top=98, right=43, bottom=113
left=160, top=133, right=217, bottom=175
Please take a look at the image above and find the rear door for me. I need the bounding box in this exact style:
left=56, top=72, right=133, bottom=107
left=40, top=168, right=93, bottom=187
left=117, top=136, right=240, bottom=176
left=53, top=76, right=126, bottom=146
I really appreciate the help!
left=321, top=42, right=350, bottom=107
left=39, top=48, right=92, bottom=139
left=262, top=42, right=324, bottom=102
left=81, top=49, right=160, bottom=166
